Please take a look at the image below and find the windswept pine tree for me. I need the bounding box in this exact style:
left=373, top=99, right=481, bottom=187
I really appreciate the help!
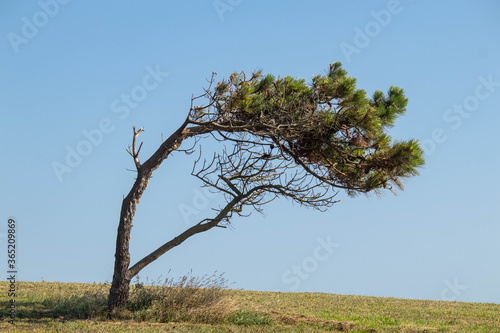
left=107, top=62, right=425, bottom=315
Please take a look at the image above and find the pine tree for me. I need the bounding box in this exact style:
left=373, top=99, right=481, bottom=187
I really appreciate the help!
left=107, top=62, right=424, bottom=315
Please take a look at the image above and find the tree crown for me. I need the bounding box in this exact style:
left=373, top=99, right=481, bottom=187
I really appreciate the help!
left=189, top=62, right=424, bottom=196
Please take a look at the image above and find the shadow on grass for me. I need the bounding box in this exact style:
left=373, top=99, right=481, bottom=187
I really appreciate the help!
left=14, top=292, right=108, bottom=321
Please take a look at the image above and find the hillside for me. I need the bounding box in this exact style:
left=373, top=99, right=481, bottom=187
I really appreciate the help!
left=1, top=281, right=499, bottom=332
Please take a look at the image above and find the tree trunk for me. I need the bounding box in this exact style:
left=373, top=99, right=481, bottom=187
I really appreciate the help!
left=107, top=273, right=131, bottom=317
left=107, top=121, right=211, bottom=316
left=107, top=169, right=151, bottom=316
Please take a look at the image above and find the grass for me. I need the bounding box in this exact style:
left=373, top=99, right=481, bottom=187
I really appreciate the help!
left=1, top=279, right=499, bottom=332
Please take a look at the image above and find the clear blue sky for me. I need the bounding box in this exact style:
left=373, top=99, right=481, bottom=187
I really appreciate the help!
left=1, top=0, right=499, bottom=304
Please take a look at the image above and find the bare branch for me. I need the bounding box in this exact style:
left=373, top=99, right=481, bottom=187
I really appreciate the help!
left=128, top=190, right=247, bottom=278
left=126, top=126, right=145, bottom=171
left=218, top=175, right=242, bottom=196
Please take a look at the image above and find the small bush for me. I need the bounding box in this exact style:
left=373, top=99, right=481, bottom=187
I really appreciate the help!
left=126, top=270, right=234, bottom=323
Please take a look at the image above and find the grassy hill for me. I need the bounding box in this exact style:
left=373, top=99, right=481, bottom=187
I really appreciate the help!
left=1, top=281, right=499, bottom=332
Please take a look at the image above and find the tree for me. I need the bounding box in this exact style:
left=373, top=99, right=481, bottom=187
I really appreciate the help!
left=107, top=62, right=425, bottom=316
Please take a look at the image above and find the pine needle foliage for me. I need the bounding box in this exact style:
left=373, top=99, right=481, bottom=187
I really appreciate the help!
left=193, top=62, right=424, bottom=196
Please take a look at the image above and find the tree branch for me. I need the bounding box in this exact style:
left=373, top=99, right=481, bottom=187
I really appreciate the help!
left=127, top=193, right=244, bottom=279
left=126, top=126, right=145, bottom=171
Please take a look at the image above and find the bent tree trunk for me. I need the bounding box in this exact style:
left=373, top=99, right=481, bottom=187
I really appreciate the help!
left=106, top=119, right=251, bottom=315
left=107, top=169, right=149, bottom=315
left=108, top=121, right=192, bottom=316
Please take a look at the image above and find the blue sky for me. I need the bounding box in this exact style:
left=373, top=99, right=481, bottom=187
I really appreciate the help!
left=1, top=0, right=499, bottom=304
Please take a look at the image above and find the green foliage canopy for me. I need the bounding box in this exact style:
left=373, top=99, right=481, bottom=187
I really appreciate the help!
left=193, top=62, right=424, bottom=195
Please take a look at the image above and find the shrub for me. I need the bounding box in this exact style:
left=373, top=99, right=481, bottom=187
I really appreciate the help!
left=126, top=270, right=234, bottom=323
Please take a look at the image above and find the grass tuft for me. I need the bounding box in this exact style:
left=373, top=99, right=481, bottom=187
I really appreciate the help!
left=227, top=310, right=273, bottom=326
left=123, top=270, right=233, bottom=324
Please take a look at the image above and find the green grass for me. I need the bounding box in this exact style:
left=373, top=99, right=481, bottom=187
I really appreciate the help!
left=1, top=281, right=499, bottom=332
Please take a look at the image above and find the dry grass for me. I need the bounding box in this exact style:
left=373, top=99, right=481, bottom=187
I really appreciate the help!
left=122, top=271, right=234, bottom=323
left=1, top=279, right=499, bottom=332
